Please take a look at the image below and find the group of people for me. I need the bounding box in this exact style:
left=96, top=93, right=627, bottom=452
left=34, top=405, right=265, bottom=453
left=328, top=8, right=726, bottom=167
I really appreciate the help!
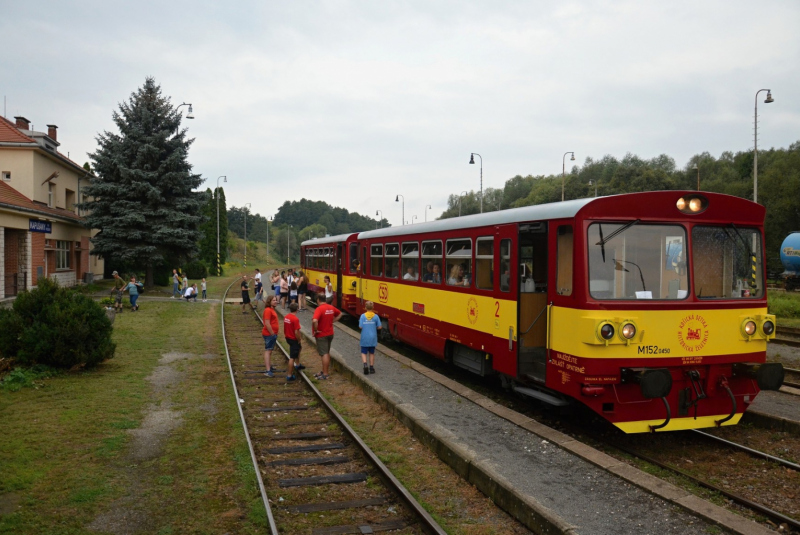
left=110, top=271, right=144, bottom=312
left=171, top=269, right=208, bottom=302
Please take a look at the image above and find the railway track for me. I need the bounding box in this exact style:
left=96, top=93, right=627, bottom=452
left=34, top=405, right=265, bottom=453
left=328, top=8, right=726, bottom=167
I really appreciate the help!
left=221, top=281, right=446, bottom=534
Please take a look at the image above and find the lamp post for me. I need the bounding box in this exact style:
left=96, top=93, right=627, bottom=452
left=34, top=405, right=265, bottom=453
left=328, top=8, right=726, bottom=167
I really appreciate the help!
left=266, top=216, right=271, bottom=260
left=562, top=152, right=575, bottom=202
left=425, top=204, right=431, bottom=222
left=753, top=89, right=774, bottom=203
left=395, top=195, right=404, bottom=225
left=175, top=102, right=194, bottom=122
left=375, top=210, right=382, bottom=229
left=412, top=215, right=418, bottom=224
left=692, top=164, right=700, bottom=191
left=469, top=153, right=483, bottom=213
left=588, top=179, right=597, bottom=198
left=287, top=225, right=292, bottom=265
left=216, top=175, right=227, bottom=276
left=459, top=191, right=468, bottom=217
left=243, top=203, right=251, bottom=268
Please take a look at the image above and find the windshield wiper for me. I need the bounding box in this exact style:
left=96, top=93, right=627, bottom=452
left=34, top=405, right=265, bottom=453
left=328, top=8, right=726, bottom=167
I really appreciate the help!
left=595, top=220, right=641, bottom=263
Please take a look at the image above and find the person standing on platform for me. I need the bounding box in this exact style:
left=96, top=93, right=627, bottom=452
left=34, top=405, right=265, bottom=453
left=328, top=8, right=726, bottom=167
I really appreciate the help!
left=271, top=269, right=280, bottom=297
left=241, top=275, right=251, bottom=314
left=312, top=294, right=341, bottom=380
left=324, top=275, right=334, bottom=302
left=279, top=271, right=289, bottom=310
left=261, top=295, right=279, bottom=378
left=284, top=302, right=304, bottom=381
left=172, top=269, right=180, bottom=298
left=296, top=270, right=308, bottom=311
left=358, top=301, right=382, bottom=375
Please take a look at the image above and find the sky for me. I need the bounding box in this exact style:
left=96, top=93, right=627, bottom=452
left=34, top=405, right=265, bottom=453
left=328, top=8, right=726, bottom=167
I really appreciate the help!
left=2, top=1, right=799, bottom=228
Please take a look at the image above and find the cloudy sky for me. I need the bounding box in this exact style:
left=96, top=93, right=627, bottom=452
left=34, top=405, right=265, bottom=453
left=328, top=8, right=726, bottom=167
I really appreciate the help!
left=3, top=1, right=799, bottom=227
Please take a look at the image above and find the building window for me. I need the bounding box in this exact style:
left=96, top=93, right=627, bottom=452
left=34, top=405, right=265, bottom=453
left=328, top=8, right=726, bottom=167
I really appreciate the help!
left=370, top=244, right=383, bottom=277
left=475, top=237, right=494, bottom=290
left=56, top=240, right=71, bottom=270
left=48, top=183, right=54, bottom=207
left=1, top=171, right=9, bottom=181
left=65, top=189, right=76, bottom=212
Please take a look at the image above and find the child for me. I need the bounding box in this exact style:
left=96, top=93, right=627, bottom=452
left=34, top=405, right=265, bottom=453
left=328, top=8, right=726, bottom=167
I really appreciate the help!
left=358, top=301, right=382, bottom=374
left=284, top=302, right=303, bottom=381
left=182, top=274, right=189, bottom=292
left=289, top=281, right=298, bottom=304
left=201, top=278, right=207, bottom=302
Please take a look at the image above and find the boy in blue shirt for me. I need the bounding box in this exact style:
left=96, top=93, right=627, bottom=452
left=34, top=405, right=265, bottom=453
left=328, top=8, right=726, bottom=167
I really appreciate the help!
left=358, top=301, right=382, bottom=374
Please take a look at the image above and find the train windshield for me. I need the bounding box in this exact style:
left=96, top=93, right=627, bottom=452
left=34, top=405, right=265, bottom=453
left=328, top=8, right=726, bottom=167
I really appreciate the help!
left=588, top=223, right=688, bottom=300
left=692, top=226, right=763, bottom=299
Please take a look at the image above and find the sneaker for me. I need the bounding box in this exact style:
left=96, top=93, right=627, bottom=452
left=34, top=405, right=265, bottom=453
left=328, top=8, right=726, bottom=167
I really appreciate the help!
left=294, top=364, right=306, bottom=371
left=265, top=371, right=274, bottom=378
left=313, top=372, right=329, bottom=380
left=369, top=366, right=375, bottom=374
left=363, top=365, right=369, bottom=375
left=286, top=375, right=296, bottom=382
left=269, top=366, right=277, bottom=372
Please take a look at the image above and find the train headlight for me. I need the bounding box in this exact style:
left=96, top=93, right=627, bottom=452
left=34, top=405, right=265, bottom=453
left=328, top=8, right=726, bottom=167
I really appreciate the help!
left=598, top=322, right=615, bottom=342
left=620, top=322, right=637, bottom=340
left=676, top=194, right=708, bottom=214
left=761, top=319, right=775, bottom=337
left=742, top=319, right=757, bottom=337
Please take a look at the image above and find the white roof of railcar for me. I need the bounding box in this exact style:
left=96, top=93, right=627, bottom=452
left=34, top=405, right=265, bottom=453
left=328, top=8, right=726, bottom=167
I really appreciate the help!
left=300, top=233, right=355, bottom=247
left=356, top=197, right=596, bottom=240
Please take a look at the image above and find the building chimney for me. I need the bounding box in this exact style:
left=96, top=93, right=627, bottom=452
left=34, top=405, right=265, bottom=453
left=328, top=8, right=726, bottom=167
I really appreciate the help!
left=47, top=124, right=58, bottom=142
left=14, top=116, right=31, bottom=130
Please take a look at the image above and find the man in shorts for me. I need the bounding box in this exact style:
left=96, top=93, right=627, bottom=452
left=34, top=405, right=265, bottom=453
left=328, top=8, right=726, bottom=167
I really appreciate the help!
left=311, top=294, right=341, bottom=380
left=261, top=296, right=279, bottom=377
left=110, top=270, right=125, bottom=313
left=284, top=302, right=303, bottom=381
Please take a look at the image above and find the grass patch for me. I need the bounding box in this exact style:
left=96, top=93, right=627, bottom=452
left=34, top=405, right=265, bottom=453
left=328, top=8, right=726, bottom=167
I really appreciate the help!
left=0, top=276, right=266, bottom=534
left=769, top=291, right=800, bottom=324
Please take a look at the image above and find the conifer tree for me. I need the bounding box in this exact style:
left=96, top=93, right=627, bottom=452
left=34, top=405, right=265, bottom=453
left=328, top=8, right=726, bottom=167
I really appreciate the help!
left=80, top=77, right=204, bottom=285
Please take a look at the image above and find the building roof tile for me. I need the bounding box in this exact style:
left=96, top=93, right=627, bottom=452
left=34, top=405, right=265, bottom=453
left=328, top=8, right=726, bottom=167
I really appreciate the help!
left=0, top=115, right=37, bottom=144
left=0, top=180, right=83, bottom=223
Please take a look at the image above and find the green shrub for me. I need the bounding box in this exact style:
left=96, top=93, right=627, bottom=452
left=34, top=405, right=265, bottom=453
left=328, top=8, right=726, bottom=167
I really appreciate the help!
left=0, top=278, right=115, bottom=369
left=99, top=297, right=115, bottom=306
left=185, top=260, right=209, bottom=279
left=0, top=365, right=60, bottom=392
left=769, top=292, right=800, bottom=319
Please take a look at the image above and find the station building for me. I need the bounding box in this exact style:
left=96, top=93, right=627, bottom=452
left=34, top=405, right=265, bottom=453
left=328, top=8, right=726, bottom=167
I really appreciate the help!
left=0, top=114, right=103, bottom=299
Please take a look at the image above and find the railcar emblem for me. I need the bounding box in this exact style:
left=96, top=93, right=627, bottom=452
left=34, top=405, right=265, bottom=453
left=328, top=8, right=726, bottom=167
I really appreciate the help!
left=677, top=314, right=709, bottom=352
left=378, top=283, right=389, bottom=303
left=467, top=297, right=479, bottom=325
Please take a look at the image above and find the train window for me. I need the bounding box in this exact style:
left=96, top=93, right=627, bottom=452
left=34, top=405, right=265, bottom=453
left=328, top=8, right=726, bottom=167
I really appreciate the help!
left=314, top=249, right=320, bottom=269
left=692, top=226, right=763, bottom=299
left=446, top=239, right=472, bottom=287
left=421, top=241, right=443, bottom=284
left=385, top=243, right=400, bottom=279
left=349, top=243, right=359, bottom=273
left=371, top=244, right=383, bottom=277
left=587, top=223, right=688, bottom=300
left=322, top=247, right=328, bottom=271
left=475, top=237, right=493, bottom=290
left=500, top=239, right=511, bottom=292
left=401, top=242, right=420, bottom=281
left=557, top=226, right=573, bottom=296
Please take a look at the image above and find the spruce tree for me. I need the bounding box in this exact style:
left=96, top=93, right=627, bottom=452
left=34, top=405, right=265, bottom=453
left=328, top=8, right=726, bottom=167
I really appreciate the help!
left=80, top=77, right=204, bottom=285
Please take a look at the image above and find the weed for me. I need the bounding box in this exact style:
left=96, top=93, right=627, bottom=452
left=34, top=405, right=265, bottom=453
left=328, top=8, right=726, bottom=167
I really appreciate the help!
left=0, top=366, right=60, bottom=392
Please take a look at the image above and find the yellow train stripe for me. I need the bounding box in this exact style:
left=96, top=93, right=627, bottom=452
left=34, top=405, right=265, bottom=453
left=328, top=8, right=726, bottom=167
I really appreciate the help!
left=614, top=413, right=743, bottom=433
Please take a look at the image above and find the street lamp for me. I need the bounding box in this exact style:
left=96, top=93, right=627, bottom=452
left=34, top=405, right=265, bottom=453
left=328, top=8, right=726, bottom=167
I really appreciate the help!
left=175, top=103, right=194, bottom=129
left=753, top=89, right=774, bottom=203
left=588, top=179, right=598, bottom=198
left=266, top=216, right=271, bottom=260
left=412, top=215, right=418, bottom=224
left=216, top=175, right=227, bottom=276
left=562, top=152, right=575, bottom=202
left=243, top=203, right=251, bottom=268
left=425, top=204, right=431, bottom=222
left=692, top=164, right=700, bottom=191
left=375, top=210, right=382, bottom=229
left=395, top=195, right=404, bottom=225
left=287, top=224, right=292, bottom=265
left=469, top=153, right=483, bottom=213
left=459, top=190, right=468, bottom=217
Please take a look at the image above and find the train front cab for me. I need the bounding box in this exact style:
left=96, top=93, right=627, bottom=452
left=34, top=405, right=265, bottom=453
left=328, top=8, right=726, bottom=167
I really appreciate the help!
left=301, top=233, right=360, bottom=313
left=541, top=192, right=784, bottom=433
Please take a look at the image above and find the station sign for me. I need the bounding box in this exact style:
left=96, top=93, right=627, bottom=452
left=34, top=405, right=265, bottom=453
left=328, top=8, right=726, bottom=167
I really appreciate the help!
left=29, top=219, right=52, bottom=233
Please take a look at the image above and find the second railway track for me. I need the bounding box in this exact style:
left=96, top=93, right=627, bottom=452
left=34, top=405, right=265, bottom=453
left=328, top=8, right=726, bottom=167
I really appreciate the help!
left=221, top=281, right=446, bottom=534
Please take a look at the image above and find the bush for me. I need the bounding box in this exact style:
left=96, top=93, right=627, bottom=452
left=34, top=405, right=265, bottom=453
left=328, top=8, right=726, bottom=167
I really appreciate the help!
left=185, top=260, right=209, bottom=279
left=0, top=278, right=115, bottom=368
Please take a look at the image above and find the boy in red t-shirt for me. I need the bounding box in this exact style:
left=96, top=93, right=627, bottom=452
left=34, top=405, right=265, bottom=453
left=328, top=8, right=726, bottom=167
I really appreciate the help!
left=284, top=302, right=303, bottom=381
left=261, top=296, right=280, bottom=377
left=311, top=294, right=342, bottom=379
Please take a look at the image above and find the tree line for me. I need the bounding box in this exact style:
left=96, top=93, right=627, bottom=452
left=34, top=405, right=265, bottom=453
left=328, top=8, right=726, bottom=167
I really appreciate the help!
left=440, top=145, right=800, bottom=274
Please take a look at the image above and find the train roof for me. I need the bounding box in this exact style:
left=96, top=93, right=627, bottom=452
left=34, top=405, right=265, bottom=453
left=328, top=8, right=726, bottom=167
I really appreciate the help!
left=356, top=197, right=595, bottom=240
left=301, top=233, right=355, bottom=247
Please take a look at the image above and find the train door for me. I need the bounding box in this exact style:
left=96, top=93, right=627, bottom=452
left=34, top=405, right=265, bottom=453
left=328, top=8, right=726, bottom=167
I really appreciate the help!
left=492, top=225, right=518, bottom=375
left=360, top=244, right=367, bottom=304
left=517, top=222, right=549, bottom=383
left=336, top=243, right=343, bottom=307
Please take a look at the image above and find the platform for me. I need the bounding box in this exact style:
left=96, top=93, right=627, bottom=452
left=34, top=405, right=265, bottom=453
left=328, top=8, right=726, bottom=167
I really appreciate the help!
left=275, top=306, right=773, bottom=535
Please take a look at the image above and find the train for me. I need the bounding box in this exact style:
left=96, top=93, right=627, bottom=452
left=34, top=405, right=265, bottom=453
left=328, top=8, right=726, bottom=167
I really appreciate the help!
left=780, top=231, right=800, bottom=290
left=299, top=191, right=785, bottom=433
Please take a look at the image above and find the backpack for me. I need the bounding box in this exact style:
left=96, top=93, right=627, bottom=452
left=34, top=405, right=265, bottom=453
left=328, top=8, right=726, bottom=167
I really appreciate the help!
left=136, top=282, right=144, bottom=294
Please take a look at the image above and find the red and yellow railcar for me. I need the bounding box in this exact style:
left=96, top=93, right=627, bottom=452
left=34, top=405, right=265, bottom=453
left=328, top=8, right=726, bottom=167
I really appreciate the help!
left=301, top=192, right=784, bottom=433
